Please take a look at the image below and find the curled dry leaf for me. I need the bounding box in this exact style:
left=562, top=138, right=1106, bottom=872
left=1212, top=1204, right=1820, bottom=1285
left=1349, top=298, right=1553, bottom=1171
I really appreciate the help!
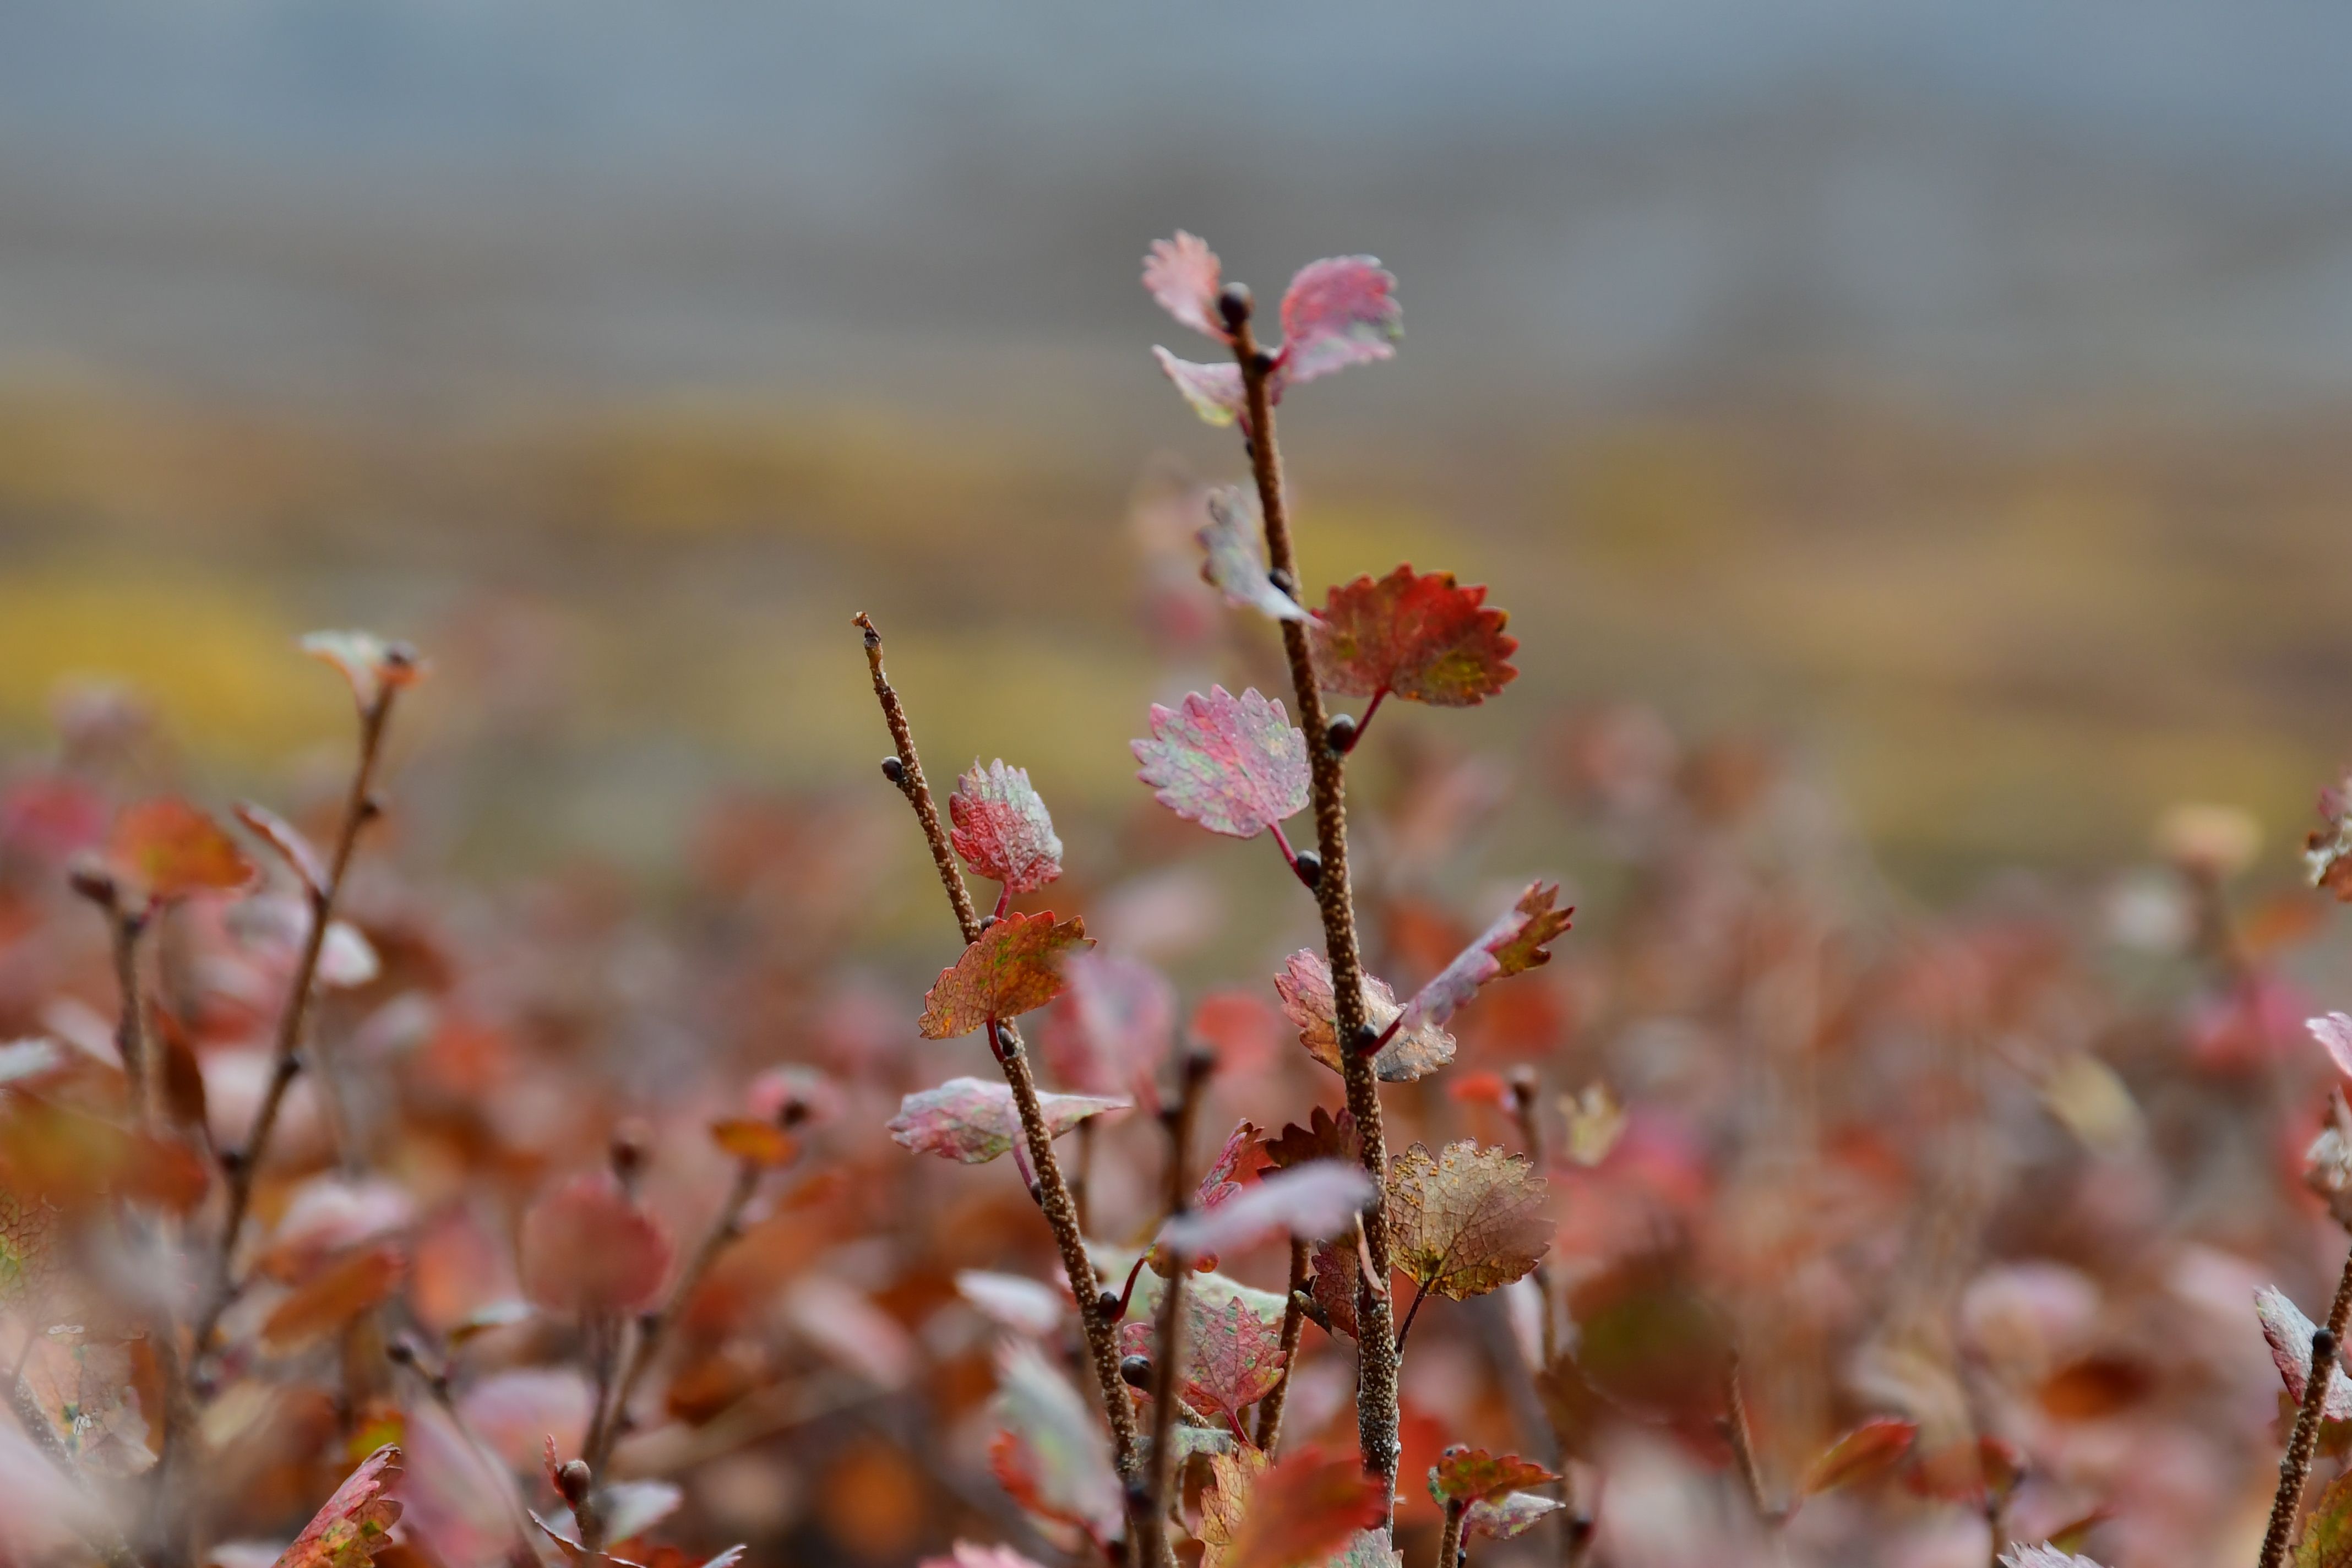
left=1275, top=950, right=1455, bottom=1083
left=273, top=1442, right=403, bottom=1568
left=1197, top=487, right=1306, bottom=623
left=1393, top=883, right=1573, bottom=1041
left=1388, top=1141, right=1549, bottom=1302
left=889, top=1076, right=1128, bottom=1165
left=948, top=760, right=1064, bottom=895
left=1262, top=1107, right=1359, bottom=1172
left=1134, top=686, right=1309, bottom=841
left=262, top=1242, right=407, bottom=1353
left=1799, top=1418, right=1917, bottom=1496
left=1120, top=1292, right=1287, bottom=1432
left=1463, top=1493, right=1564, bottom=1540
left=2256, top=1283, right=2352, bottom=1418
left=301, top=630, right=424, bottom=714
left=519, top=1172, right=674, bottom=1316
left=709, top=1118, right=797, bottom=1168
left=110, top=797, right=256, bottom=902
left=234, top=800, right=327, bottom=894
left=1201, top=1444, right=1387, bottom=1568
left=989, top=1339, right=1123, bottom=1542
left=1427, top=1446, right=1559, bottom=1505
left=1306, top=1239, right=1360, bottom=1341
left=2314, top=1012, right=2352, bottom=1079
left=1561, top=1083, right=1626, bottom=1167
left=918, top=911, right=1092, bottom=1038
left=1158, top=1161, right=1376, bottom=1261
left=1309, top=567, right=1516, bottom=707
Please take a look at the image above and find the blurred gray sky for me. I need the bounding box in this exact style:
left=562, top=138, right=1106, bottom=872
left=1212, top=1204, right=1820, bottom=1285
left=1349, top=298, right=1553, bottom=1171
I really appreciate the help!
left=7, top=1, right=2352, bottom=416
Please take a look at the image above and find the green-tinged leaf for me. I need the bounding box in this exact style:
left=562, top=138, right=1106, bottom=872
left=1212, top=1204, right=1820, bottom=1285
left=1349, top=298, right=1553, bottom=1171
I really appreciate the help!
left=2303, top=1470, right=2352, bottom=1568
left=1308, top=565, right=1513, bottom=706
left=1463, top=1493, right=1563, bottom=1540
left=1427, top=1446, right=1558, bottom=1506
left=1133, top=687, right=1308, bottom=841
left=1388, top=1141, right=1549, bottom=1302
left=989, top=1340, right=1123, bottom=1541
left=919, top=911, right=1092, bottom=1038
left=890, top=1077, right=1127, bottom=1164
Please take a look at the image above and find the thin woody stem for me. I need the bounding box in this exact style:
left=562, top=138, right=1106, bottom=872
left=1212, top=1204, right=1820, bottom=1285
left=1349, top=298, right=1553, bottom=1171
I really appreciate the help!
left=1393, top=1278, right=1433, bottom=1353
left=1252, top=1238, right=1311, bottom=1452
left=852, top=614, right=1144, bottom=1504
left=1227, top=301, right=1401, bottom=1504
left=197, top=690, right=399, bottom=1357
left=1506, top=1071, right=1559, bottom=1368
left=1436, top=1499, right=1466, bottom=1568
left=1722, top=1356, right=1784, bottom=1527
left=1140, top=1052, right=1210, bottom=1568
left=109, top=913, right=152, bottom=1125
left=2258, top=1242, right=2352, bottom=1568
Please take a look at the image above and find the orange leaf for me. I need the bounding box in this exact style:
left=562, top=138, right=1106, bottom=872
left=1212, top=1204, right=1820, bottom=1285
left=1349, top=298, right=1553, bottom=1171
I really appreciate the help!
left=710, top=1119, right=797, bottom=1168
left=520, top=1172, right=674, bottom=1316
left=263, top=1243, right=406, bottom=1353
left=1201, top=1445, right=1386, bottom=1568
left=273, top=1443, right=403, bottom=1568
left=1427, top=1445, right=1558, bottom=1505
left=1798, top=1418, right=1916, bottom=1497
left=917, top=911, right=1092, bottom=1038
left=1309, top=565, right=1517, bottom=707
left=110, top=797, right=255, bottom=902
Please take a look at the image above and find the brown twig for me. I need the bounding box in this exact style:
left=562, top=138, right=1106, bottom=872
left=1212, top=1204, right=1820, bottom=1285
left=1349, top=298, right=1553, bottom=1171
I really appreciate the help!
left=389, top=1337, right=542, bottom=1561
left=2258, top=1242, right=2352, bottom=1568
left=1223, top=288, right=1401, bottom=1507
left=1721, top=1356, right=1784, bottom=1527
left=1139, top=1051, right=1210, bottom=1568
left=195, top=688, right=399, bottom=1357
left=852, top=614, right=1144, bottom=1500
left=1253, top=1238, right=1311, bottom=1452
left=1436, top=1499, right=1466, bottom=1568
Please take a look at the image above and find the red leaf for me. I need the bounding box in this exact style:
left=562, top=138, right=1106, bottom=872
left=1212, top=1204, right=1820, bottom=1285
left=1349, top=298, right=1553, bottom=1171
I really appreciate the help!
left=1133, top=687, right=1308, bottom=841
left=949, top=760, right=1064, bottom=895
left=1261, top=1107, right=1359, bottom=1171
left=1120, top=1291, right=1287, bottom=1432
left=1274, top=950, right=1455, bottom=1083
left=1280, top=257, right=1402, bottom=385
left=1393, top=883, right=1573, bottom=1039
left=1448, top=1070, right=1512, bottom=1108
left=520, top=1172, right=674, bottom=1316
left=1308, top=565, right=1516, bottom=708
left=1307, top=1239, right=1361, bottom=1341
left=262, top=1243, right=406, bottom=1353
left=1144, top=232, right=1228, bottom=343
left=1427, top=1446, right=1559, bottom=1505
left=1194, top=1119, right=1264, bottom=1212
left=1799, top=1418, right=1917, bottom=1496
left=1159, top=1162, right=1376, bottom=1261
left=273, top=1443, right=403, bottom=1568
left=110, top=797, right=256, bottom=902
left=918, top=911, right=1093, bottom=1038
left=1197, top=487, right=1306, bottom=624
left=1041, top=951, right=1174, bottom=1105
left=889, top=1076, right=1128, bottom=1165
left=301, top=629, right=425, bottom=713
left=1202, top=1444, right=1386, bottom=1568
left=2257, top=1284, right=2352, bottom=1418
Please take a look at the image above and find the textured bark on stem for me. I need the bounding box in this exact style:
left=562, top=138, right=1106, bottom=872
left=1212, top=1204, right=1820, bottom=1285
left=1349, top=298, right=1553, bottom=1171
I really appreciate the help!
left=1226, top=311, right=1401, bottom=1502
left=1436, top=1499, right=1465, bottom=1568
left=852, top=614, right=1144, bottom=1505
left=1139, top=1053, right=1209, bottom=1568
left=1253, top=1239, right=1311, bottom=1452
left=2257, top=1242, right=2352, bottom=1568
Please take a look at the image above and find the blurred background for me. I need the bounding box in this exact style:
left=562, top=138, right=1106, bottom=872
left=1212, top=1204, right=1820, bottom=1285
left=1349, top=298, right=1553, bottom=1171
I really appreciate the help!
left=5, top=0, right=2351, bottom=891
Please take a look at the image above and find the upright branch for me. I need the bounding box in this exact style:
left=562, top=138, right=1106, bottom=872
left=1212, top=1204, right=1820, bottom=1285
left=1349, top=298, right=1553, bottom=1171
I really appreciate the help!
left=1252, top=1237, right=1311, bottom=1452
left=2258, top=1244, right=2352, bottom=1568
left=1139, top=1048, right=1212, bottom=1568
left=853, top=613, right=1145, bottom=1496
left=1223, top=291, right=1402, bottom=1498
left=1436, top=1498, right=1466, bottom=1568
left=199, top=682, right=401, bottom=1354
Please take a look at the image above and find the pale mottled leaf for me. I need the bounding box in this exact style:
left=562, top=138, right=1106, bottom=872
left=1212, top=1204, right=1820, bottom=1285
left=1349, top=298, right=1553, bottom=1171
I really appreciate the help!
left=955, top=1270, right=1066, bottom=1337
left=2257, top=1284, right=2352, bottom=1419
left=1160, top=1161, right=1375, bottom=1260
left=2000, top=1549, right=2108, bottom=1568
left=1463, top=1493, right=1562, bottom=1541
left=1388, top=1141, right=1549, bottom=1301
left=2299, top=1472, right=2352, bottom=1568
left=918, top=911, right=1093, bottom=1038
left=1280, top=257, right=1402, bottom=385
left=1154, top=349, right=1246, bottom=427
left=301, top=630, right=424, bottom=713
left=925, top=1544, right=1051, bottom=1568
left=1144, top=232, right=1228, bottom=342
left=1133, top=687, right=1308, bottom=840
left=1275, top=950, right=1455, bottom=1083
left=949, top=760, right=1064, bottom=895
left=2315, top=1012, right=2352, bottom=1080
left=890, top=1076, right=1127, bottom=1165
left=1198, top=487, right=1306, bottom=623
left=989, top=1340, right=1123, bottom=1540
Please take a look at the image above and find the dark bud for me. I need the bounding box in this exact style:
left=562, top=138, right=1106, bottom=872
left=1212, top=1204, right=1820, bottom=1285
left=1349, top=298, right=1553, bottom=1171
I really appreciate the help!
left=1026, top=1180, right=1043, bottom=1206
left=1124, top=1475, right=1153, bottom=1517
left=1294, top=1289, right=1331, bottom=1334
left=1216, top=282, right=1254, bottom=332
left=778, top=1096, right=812, bottom=1128
left=385, top=1336, right=419, bottom=1366
left=1251, top=347, right=1280, bottom=376
left=880, top=756, right=906, bottom=787
left=862, top=622, right=883, bottom=651
left=382, top=641, right=421, bottom=674
left=556, top=1458, right=594, bottom=1507
left=2320, top=1329, right=2339, bottom=1359
left=1351, top=1020, right=1382, bottom=1057
left=358, top=791, right=387, bottom=823
left=1507, top=1064, right=1539, bottom=1110
left=978, top=914, right=999, bottom=934
left=1291, top=850, right=1322, bottom=891
left=219, top=1147, right=246, bottom=1177
left=1268, top=566, right=1297, bottom=596
left=1120, top=1353, right=1153, bottom=1389
left=1182, top=1042, right=1217, bottom=1084
left=609, top=1119, right=650, bottom=1184
left=1096, top=1290, right=1123, bottom=1319
left=1325, top=714, right=1358, bottom=755
left=66, top=854, right=117, bottom=909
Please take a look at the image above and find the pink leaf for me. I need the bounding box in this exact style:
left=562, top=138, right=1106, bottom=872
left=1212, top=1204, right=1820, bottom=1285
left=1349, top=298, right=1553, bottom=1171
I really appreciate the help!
left=1041, top=951, right=1174, bottom=1106
left=2256, top=1284, right=2352, bottom=1418
left=1393, top=883, right=1574, bottom=1039
left=1193, top=1118, right=1262, bottom=1213
left=1197, top=487, right=1306, bottom=624
left=1133, top=687, right=1309, bottom=841
left=2313, top=1012, right=2352, bottom=1080
left=1159, top=1161, right=1376, bottom=1260
left=1144, top=232, right=1228, bottom=342
left=1152, top=348, right=1247, bottom=427
left=1275, top=949, right=1456, bottom=1083
left=990, top=1340, right=1123, bottom=1541
left=1463, top=1492, right=1564, bottom=1540
left=1280, top=257, right=1401, bottom=385
left=949, top=760, right=1064, bottom=895
left=519, top=1172, right=673, bottom=1317
left=889, top=1076, right=1128, bottom=1165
